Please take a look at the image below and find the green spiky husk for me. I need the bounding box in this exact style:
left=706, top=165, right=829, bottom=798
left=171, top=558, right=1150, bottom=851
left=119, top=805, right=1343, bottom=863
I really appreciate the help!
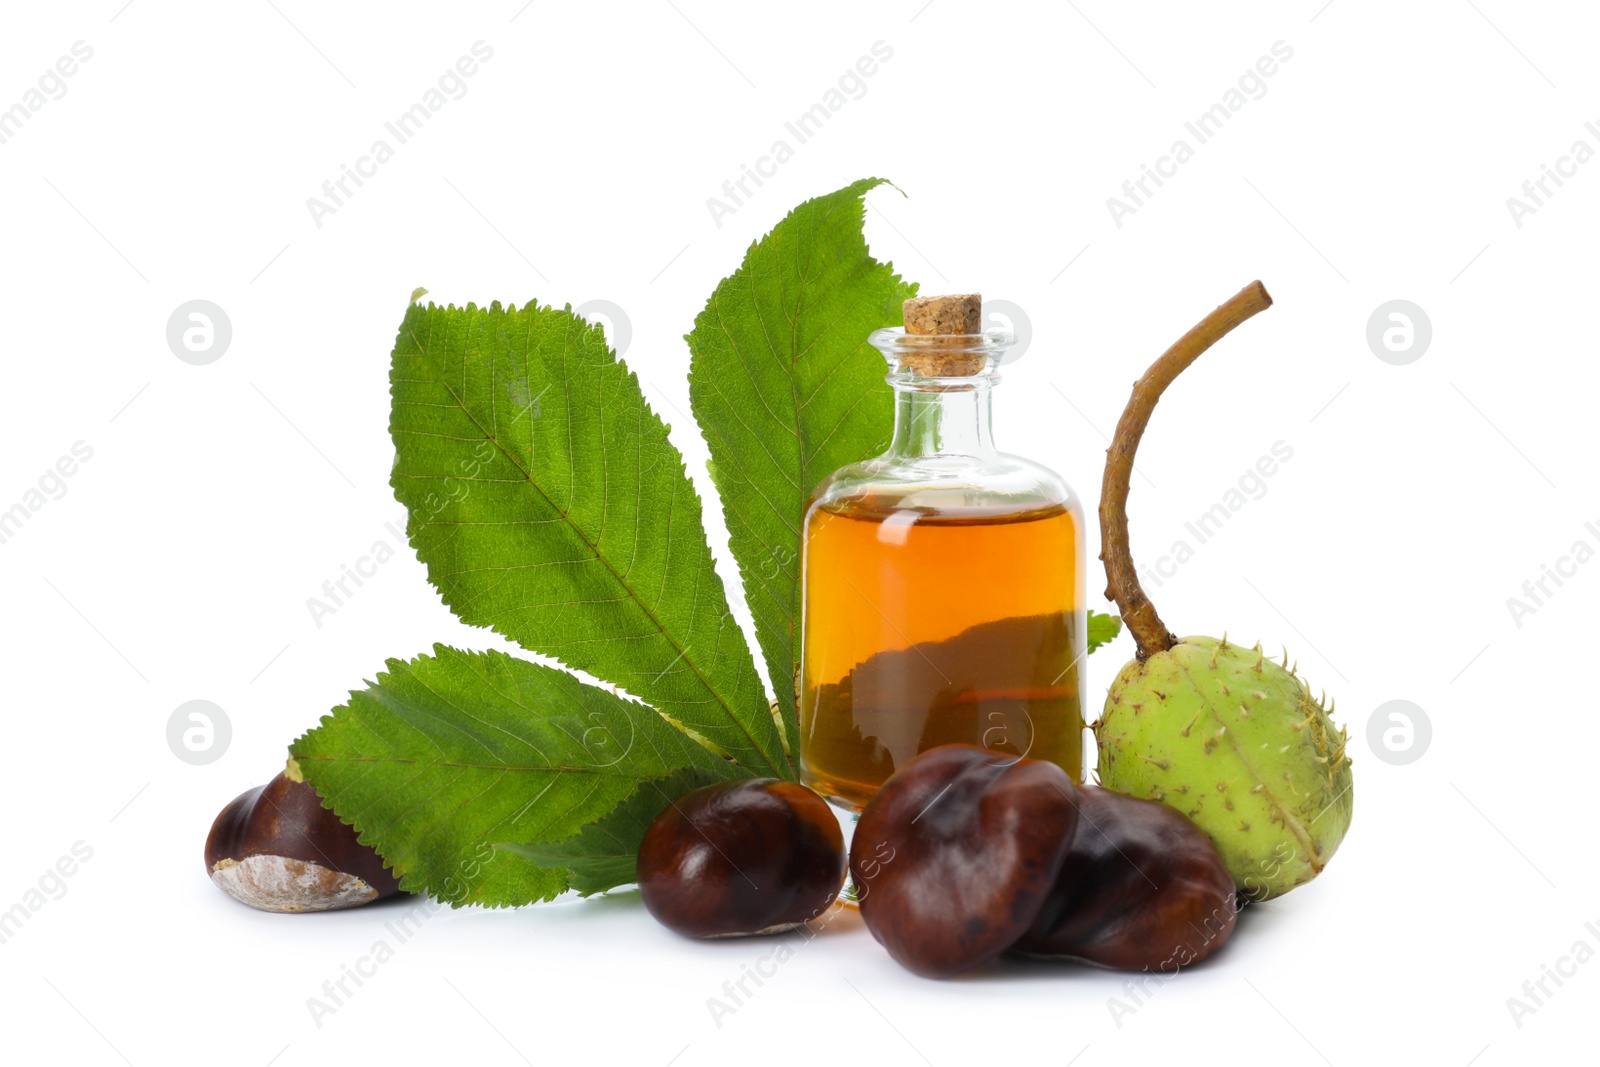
left=1094, top=635, right=1353, bottom=901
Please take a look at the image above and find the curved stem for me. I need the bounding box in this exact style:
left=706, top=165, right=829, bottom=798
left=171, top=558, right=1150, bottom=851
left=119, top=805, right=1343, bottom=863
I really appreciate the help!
left=1099, top=281, right=1275, bottom=660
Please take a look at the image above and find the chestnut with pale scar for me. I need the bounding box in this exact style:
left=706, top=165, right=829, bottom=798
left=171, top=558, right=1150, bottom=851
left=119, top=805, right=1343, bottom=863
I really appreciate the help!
left=205, top=768, right=402, bottom=913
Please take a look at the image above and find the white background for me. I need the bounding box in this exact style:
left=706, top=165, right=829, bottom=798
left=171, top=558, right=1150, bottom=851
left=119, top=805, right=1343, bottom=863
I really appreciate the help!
left=1, top=1, right=1594, bottom=1064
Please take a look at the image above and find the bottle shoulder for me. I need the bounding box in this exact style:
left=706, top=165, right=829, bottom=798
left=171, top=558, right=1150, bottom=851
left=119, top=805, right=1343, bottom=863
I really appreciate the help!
left=808, top=452, right=1080, bottom=520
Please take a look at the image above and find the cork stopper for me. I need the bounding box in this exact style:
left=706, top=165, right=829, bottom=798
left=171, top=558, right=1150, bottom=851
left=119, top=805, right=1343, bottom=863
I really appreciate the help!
left=904, top=293, right=982, bottom=336
left=900, top=293, right=987, bottom=376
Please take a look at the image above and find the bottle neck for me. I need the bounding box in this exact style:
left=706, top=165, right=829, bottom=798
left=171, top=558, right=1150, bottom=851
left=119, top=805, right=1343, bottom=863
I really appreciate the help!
left=886, top=378, right=998, bottom=459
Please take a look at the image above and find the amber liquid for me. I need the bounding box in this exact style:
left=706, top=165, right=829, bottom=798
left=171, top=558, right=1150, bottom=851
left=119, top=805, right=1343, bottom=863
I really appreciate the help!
left=800, top=497, right=1084, bottom=808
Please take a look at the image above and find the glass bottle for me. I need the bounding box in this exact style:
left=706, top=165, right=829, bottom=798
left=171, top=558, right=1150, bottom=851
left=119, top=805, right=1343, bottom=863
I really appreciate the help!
left=798, top=297, right=1086, bottom=810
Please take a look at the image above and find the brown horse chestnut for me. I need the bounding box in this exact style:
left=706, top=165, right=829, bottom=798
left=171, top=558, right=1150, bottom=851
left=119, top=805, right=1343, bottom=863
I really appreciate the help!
left=205, top=771, right=402, bottom=912
left=1012, top=785, right=1237, bottom=969
left=637, top=779, right=845, bottom=937
left=849, top=744, right=1079, bottom=978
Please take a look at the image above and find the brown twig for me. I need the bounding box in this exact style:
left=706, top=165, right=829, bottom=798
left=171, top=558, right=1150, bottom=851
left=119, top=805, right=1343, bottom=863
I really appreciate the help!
left=1099, top=281, right=1275, bottom=660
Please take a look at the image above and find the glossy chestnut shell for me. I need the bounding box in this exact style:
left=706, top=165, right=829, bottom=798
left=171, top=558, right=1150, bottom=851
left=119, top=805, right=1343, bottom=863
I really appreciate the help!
left=1012, top=785, right=1237, bottom=969
left=205, top=771, right=402, bottom=912
left=637, top=779, right=845, bottom=938
left=849, top=744, right=1079, bottom=978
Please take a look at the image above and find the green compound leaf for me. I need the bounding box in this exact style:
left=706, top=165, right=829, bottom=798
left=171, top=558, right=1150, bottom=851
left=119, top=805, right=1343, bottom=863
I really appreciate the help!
left=497, top=766, right=724, bottom=897
left=1087, top=609, right=1123, bottom=654
left=290, top=646, right=743, bottom=908
left=390, top=299, right=790, bottom=779
left=687, top=177, right=916, bottom=752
